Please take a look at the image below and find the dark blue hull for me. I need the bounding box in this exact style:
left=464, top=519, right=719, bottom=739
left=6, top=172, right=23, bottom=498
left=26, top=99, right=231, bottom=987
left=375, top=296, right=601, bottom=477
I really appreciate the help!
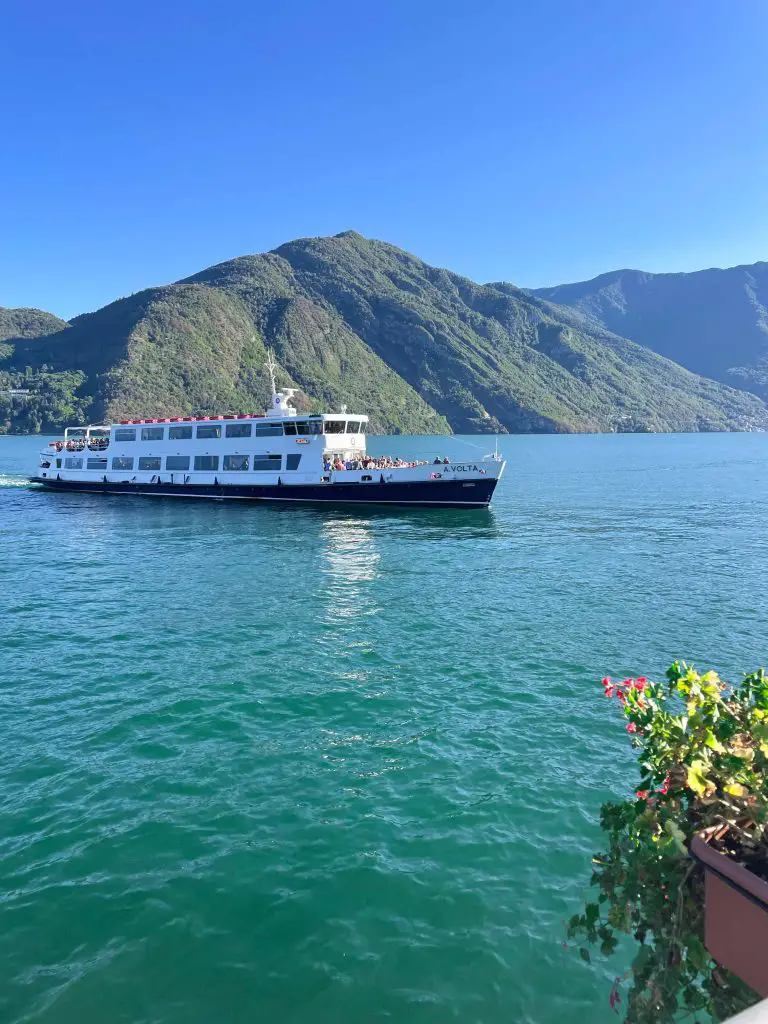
left=30, top=476, right=498, bottom=508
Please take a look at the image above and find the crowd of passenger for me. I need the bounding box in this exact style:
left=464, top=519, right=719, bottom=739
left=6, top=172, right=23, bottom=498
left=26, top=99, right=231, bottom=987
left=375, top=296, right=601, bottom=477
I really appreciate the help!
left=323, top=455, right=450, bottom=472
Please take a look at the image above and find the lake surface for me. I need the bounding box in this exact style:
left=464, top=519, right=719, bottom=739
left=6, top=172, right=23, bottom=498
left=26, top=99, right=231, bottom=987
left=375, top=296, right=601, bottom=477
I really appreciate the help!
left=2, top=432, right=768, bottom=1024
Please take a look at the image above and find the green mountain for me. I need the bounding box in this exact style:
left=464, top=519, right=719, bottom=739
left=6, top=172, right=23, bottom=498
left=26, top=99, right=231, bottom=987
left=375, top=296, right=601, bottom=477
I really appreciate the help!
left=533, top=263, right=768, bottom=399
left=3, top=234, right=768, bottom=434
left=0, top=306, right=68, bottom=344
left=0, top=307, right=88, bottom=434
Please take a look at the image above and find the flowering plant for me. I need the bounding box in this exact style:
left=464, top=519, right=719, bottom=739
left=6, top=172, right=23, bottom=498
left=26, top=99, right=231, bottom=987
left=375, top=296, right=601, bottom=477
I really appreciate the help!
left=567, top=662, right=768, bottom=1022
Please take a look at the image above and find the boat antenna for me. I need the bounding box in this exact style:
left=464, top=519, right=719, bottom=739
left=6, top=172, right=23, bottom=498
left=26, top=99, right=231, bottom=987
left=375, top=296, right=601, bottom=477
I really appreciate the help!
left=265, top=349, right=279, bottom=399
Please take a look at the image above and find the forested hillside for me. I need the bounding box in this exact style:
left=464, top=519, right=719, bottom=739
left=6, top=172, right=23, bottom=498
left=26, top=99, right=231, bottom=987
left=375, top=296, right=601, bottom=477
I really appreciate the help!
left=3, top=235, right=768, bottom=434
left=0, top=307, right=88, bottom=433
left=534, top=263, right=768, bottom=399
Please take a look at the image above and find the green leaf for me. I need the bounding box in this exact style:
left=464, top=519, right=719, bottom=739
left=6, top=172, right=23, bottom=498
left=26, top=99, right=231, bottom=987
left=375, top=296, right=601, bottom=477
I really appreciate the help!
left=664, top=819, right=688, bottom=853
left=686, top=759, right=711, bottom=796
left=632, top=943, right=653, bottom=973
left=687, top=935, right=709, bottom=972
left=704, top=729, right=725, bottom=752
left=724, top=782, right=748, bottom=798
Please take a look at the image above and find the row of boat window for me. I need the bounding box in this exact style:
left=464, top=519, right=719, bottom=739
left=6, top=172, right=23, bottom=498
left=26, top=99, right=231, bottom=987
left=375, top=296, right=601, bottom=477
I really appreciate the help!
left=113, top=420, right=363, bottom=442
left=62, top=454, right=301, bottom=472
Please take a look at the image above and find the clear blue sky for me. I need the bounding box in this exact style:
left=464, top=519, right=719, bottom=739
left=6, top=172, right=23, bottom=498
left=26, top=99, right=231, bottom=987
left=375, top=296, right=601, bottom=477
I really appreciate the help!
left=2, top=0, right=767, bottom=320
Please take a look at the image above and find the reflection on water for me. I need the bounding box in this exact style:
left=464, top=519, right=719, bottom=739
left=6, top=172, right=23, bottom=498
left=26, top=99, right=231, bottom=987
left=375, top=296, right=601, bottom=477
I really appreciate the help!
left=31, top=485, right=503, bottom=546
left=319, top=517, right=380, bottom=624
left=287, top=501, right=502, bottom=539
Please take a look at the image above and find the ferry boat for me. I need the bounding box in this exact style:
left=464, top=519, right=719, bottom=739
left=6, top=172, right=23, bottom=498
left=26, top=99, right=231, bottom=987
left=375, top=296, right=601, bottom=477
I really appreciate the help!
left=31, top=357, right=505, bottom=508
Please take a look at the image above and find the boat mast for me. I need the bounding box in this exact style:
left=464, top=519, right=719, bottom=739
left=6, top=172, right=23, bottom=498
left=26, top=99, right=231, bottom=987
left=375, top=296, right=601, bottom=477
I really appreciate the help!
left=265, top=349, right=279, bottom=402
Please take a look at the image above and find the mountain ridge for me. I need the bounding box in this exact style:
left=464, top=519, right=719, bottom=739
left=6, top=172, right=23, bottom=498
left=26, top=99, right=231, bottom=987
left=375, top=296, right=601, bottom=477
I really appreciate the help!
left=2, top=234, right=768, bottom=435
left=533, top=261, right=768, bottom=398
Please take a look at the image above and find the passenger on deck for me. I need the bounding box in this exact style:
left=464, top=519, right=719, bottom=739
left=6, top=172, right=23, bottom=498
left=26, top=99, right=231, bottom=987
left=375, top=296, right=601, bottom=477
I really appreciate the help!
left=443, top=457, right=450, bottom=465
left=333, top=458, right=344, bottom=471
left=323, top=458, right=331, bottom=471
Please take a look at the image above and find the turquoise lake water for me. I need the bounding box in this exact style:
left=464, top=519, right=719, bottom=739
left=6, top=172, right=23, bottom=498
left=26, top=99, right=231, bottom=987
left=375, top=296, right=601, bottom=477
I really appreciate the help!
left=2, top=431, right=768, bottom=1024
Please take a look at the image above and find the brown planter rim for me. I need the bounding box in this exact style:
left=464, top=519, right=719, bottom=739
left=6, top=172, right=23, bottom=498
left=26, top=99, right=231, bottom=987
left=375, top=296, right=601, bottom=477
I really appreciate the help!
left=690, top=834, right=768, bottom=910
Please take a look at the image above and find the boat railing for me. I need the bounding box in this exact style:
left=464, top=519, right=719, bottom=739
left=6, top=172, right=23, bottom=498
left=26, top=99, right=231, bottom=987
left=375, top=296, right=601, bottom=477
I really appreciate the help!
left=46, top=438, right=110, bottom=452
left=325, top=459, right=432, bottom=471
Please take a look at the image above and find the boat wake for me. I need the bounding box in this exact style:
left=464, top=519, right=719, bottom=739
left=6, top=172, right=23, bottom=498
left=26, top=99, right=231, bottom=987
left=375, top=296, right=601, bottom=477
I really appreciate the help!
left=0, top=475, right=30, bottom=488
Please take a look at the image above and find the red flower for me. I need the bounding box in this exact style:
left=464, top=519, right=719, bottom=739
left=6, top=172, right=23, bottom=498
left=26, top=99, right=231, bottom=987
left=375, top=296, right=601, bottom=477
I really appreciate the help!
left=626, top=722, right=638, bottom=733
left=602, top=677, right=618, bottom=698
left=636, top=790, right=649, bottom=800
left=608, top=979, right=621, bottom=1013
left=659, top=774, right=670, bottom=795
left=602, top=674, right=649, bottom=700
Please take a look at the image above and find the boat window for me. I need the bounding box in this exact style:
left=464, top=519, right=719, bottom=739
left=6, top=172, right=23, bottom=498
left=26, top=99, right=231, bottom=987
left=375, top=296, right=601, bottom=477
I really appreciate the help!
left=166, top=456, right=190, bottom=471
left=223, top=455, right=249, bottom=471
left=64, top=457, right=83, bottom=469
left=225, top=423, right=252, bottom=438
left=139, top=457, right=162, bottom=471
left=346, top=421, right=362, bottom=433
left=66, top=428, right=87, bottom=439
left=252, top=454, right=282, bottom=471
left=196, top=425, right=221, bottom=439
left=55, top=459, right=62, bottom=468
left=254, top=422, right=284, bottom=436
left=87, top=458, right=108, bottom=469
left=114, top=428, right=136, bottom=442
left=112, top=456, right=134, bottom=470
left=194, top=455, right=219, bottom=471
left=308, top=420, right=323, bottom=435
left=362, top=474, right=373, bottom=482
left=324, top=420, right=346, bottom=434
left=169, top=425, right=193, bottom=440
left=141, top=427, right=164, bottom=441
left=283, top=422, right=296, bottom=435
left=295, top=422, right=311, bottom=435
left=359, top=422, right=367, bottom=434
left=286, top=454, right=302, bottom=471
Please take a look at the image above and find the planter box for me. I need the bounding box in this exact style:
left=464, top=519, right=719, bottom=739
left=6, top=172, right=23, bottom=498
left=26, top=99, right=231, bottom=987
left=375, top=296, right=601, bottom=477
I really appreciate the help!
left=690, top=835, right=768, bottom=997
